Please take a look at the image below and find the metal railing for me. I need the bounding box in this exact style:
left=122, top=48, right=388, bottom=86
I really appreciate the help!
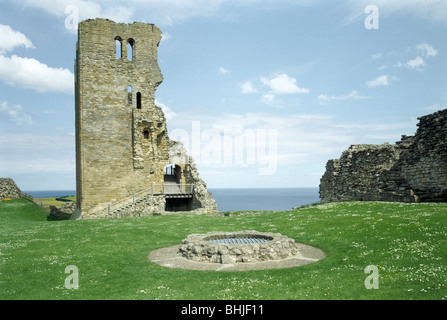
left=152, top=184, right=194, bottom=195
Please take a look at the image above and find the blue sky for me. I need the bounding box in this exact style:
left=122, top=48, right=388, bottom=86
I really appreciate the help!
left=0, top=0, right=446, bottom=191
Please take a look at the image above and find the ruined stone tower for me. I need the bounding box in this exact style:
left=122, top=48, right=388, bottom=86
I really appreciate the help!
left=75, top=18, right=217, bottom=218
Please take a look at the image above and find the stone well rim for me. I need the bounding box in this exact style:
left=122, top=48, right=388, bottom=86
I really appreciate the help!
left=177, top=230, right=313, bottom=265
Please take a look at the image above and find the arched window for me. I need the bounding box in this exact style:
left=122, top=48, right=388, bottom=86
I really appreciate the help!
left=136, top=92, right=142, bottom=109
left=115, top=37, right=122, bottom=58
left=127, top=38, right=135, bottom=61
left=143, top=130, right=149, bottom=139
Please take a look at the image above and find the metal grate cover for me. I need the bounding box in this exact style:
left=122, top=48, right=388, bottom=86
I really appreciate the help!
left=208, top=237, right=271, bottom=245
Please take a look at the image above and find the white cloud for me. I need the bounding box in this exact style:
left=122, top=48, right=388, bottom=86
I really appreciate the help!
left=240, top=81, right=257, bottom=94
left=219, top=67, right=230, bottom=75
left=24, top=0, right=134, bottom=23
left=393, top=44, right=437, bottom=71
left=406, top=56, right=426, bottom=70
left=0, top=25, right=34, bottom=54
left=261, top=93, right=275, bottom=105
left=416, top=43, right=438, bottom=57
left=0, top=55, right=74, bottom=94
left=318, top=90, right=371, bottom=103
left=0, top=101, right=33, bottom=125
left=261, top=73, right=309, bottom=95
left=371, top=53, right=382, bottom=60
left=366, top=75, right=390, bottom=87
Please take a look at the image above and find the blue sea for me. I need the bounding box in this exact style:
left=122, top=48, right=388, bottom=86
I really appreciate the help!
left=24, top=188, right=320, bottom=212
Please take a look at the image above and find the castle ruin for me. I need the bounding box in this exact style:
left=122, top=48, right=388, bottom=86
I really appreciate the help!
left=75, top=18, right=217, bottom=218
left=319, top=108, right=447, bottom=204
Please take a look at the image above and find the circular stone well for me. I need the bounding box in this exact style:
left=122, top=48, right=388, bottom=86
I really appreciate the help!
left=178, top=231, right=301, bottom=264
left=149, top=230, right=325, bottom=271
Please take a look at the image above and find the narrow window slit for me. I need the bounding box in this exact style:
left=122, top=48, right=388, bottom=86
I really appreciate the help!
left=137, top=92, right=142, bottom=109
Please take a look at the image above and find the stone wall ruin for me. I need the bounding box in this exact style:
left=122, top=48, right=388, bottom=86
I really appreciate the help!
left=75, top=18, right=217, bottom=218
left=0, top=178, right=24, bottom=201
left=319, top=108, right=447, bottom=204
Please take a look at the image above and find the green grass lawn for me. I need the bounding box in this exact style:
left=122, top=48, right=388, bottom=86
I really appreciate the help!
left=0, top=198, right=446, bottom=300
left=33, top=196, right=76, bottom=207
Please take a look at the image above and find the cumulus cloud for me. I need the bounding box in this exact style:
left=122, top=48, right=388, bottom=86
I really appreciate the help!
left=261, top=73, right=309, bottom=95
left=366, top=75, right=391, bottom=87
left=395, top=56, right=426, bottom=71
left=406, top=56, right=426, bottom=70
left=416, top=43, right=438, bottom=57
left=393, top=44, right=437, bottom=71
left=0, top=101, right=33, bottom=125
left=0, top=24, right=34, bottom=54
left=240, top=81, right=257, bottom=94
left=0, top=55, right=74, bottom=94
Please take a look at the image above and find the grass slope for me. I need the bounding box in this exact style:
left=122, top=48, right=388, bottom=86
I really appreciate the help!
left=0, top=198, right=446, bottom=300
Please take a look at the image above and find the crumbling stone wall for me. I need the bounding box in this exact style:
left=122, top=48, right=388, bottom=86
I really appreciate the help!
left=320, top=108, right=447, bottom=203
left=0, top=178, right=23, bottom=200
left=75, top=18, right=216, bottom=218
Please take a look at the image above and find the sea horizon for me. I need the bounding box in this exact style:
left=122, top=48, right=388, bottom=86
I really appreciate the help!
left=24, top=187, right=320, bottom=212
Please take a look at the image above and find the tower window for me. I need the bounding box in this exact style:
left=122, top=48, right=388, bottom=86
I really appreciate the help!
left=115, top=37, right=122, bottom=58
left=143, top=130, right=149, bottom=139
left=128, top=86, right=132, bottom=104
left=137, top=92, right=142, bottom=109
left=127, top=38, right=135, bottom=61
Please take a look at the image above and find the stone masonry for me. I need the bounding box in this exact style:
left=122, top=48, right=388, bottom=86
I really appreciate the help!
left=0, top=178, right=23, bottom=201
left=320, top=108, right=447, bottom=203
left=75, top=18, right=217, bottom=218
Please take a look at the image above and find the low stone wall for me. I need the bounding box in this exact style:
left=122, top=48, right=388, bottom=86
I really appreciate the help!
left=319, top=108, right=447, bottom=203
left=178, top=231, right=300, bottom=264
left=0, top=178, right=23, bottom=200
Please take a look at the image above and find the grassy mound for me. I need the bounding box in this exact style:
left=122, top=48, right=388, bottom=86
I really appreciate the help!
left=0, top=198, right=51, bottom=223
left=0, top=199, right=446, bottom=300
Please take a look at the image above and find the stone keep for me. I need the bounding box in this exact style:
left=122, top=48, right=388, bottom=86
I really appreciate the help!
left=75, top=18, right=217, bottom=218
